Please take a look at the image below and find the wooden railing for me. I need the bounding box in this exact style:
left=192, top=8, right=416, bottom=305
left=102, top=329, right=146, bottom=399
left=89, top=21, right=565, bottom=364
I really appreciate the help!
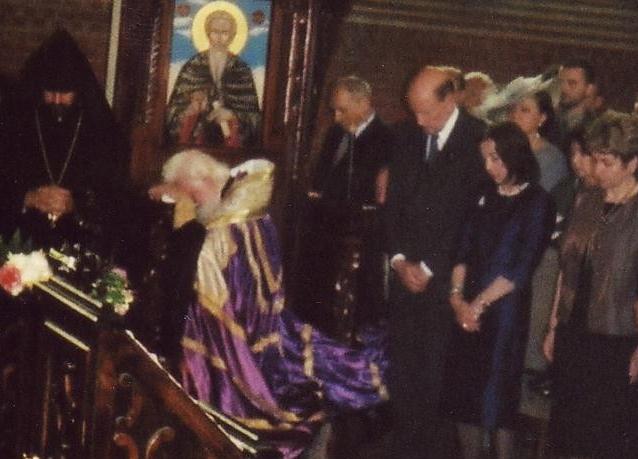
left=0, top=276, right=280, bottom=458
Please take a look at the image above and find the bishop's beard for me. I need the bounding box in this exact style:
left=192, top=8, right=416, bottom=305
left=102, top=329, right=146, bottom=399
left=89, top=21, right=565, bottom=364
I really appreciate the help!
left=44, top=102, right=78, bottom=124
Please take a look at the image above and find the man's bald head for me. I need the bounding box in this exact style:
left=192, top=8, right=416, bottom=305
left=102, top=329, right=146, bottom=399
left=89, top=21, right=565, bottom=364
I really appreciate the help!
left=407, top=66, right=457, bottom=134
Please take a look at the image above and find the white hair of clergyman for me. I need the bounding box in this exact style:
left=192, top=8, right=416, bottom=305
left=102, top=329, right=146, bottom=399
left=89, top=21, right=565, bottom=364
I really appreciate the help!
left=162, top=149, right=230, bottom=187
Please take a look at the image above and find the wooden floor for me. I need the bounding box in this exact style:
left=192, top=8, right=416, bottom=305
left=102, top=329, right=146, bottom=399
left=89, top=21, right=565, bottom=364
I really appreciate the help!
left=302, top=374, right=552, bottom=459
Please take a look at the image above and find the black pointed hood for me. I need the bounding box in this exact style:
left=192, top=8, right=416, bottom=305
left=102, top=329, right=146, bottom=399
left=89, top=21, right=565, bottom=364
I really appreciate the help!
left=21, top=29, right=99, bottom=96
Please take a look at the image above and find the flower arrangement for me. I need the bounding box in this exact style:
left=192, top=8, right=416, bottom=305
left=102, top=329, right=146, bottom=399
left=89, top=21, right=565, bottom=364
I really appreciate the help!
left=0, top=231, right=52, bottom=296
left=0, top=251, right=53, bottom=296
left=90, top=267, right=134, bottom=316
left=0, top=231, right=134, bottom=316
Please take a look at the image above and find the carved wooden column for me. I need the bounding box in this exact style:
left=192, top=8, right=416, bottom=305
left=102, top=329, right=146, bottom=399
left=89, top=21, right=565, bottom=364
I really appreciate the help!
left=277, top=0, right=354, bottom=313
left=0, top=298, right=31, bottom=458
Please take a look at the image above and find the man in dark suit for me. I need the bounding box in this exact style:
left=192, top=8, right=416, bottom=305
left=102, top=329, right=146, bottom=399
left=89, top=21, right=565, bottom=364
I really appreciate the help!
left=312, top=75, right=392, bottom=206
left=297, top=76, right=393, bottom=337
left=384, top=66, right=486, bottom=458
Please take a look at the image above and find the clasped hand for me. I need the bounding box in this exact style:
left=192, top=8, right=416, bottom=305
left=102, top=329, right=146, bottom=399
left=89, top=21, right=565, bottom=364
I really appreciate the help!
left=394, top=259, right=430, bottom=293
left=24, top=185, right=74, bottom=218
left=450, top=295, right=482, bottom=332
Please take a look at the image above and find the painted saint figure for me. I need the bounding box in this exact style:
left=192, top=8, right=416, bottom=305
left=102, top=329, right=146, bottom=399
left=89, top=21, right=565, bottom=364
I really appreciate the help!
left=166, top=7, right=260, bottom=148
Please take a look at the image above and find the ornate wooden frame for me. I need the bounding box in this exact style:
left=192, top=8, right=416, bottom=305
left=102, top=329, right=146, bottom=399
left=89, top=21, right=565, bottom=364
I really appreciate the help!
left=112, top=0, right=331, bottom=188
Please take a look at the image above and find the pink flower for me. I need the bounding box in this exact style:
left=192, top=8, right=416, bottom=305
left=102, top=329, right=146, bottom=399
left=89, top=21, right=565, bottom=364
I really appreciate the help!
left=0, top=264, right=23, bottom=296
left=111, top=267, right=128, bottom=281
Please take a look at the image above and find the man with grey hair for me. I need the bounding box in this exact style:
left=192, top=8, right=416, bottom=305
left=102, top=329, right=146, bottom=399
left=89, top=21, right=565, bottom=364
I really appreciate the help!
left=312, top=75, right=391, bottom=204
left=298, top=75, right=393, bottom=338
left=166, top=9, right=260, bottom=147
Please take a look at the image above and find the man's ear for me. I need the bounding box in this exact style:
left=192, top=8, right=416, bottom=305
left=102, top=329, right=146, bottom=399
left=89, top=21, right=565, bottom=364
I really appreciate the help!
left=626, top=157, right=638, bottom=176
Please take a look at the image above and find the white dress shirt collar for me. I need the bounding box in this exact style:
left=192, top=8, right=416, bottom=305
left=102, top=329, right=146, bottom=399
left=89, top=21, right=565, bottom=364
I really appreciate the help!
left=435, top=106, right=459, bottom=150
left=354, top=112, right=376, bottom=138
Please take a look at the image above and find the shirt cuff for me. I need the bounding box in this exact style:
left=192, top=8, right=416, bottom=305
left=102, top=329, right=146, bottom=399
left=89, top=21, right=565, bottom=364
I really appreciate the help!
left=390, top=253, right=406, bottom=268
left=390, top=253, right=434, bottom=277
left=420, top=261, right=434, bottom=278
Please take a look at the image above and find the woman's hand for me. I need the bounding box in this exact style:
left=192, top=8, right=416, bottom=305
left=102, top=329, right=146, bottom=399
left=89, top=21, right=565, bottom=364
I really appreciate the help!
left=450, top=295, right=480, bottom=332
left=628, top=346, right=638, bottom=384
left=543, top=328, right=556, bottom=363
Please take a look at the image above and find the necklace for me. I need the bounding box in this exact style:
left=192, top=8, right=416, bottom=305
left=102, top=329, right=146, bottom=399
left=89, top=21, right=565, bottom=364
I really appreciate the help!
left=35, top=107, right=83, bottom=185
left=498, top=182, right=529, bottom=197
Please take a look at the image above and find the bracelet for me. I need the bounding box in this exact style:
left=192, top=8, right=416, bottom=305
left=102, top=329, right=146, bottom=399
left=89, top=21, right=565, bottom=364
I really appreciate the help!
left=474, top=296, right=490, bottom=316
left=449, top=285, right=464, bottom=296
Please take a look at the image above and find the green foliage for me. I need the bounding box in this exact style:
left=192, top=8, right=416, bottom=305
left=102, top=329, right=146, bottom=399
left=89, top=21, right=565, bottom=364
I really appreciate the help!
left=90, top=268, right=133, bottom=315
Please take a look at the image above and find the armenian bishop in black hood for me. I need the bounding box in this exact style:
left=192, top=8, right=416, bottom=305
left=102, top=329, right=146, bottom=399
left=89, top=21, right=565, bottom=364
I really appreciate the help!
left=2, top=29, right=131, bottom=258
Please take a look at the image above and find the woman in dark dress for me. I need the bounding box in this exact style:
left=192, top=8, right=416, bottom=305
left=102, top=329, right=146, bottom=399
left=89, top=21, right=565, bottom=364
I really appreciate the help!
left=544, top=113, right=638, bottom=459
left=442, top=122, right=555, bottom=459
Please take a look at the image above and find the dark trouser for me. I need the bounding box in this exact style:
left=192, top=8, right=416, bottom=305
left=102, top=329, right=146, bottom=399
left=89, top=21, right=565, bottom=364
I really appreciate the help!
left=550, top=326, right=638, bottom=459
left=386, top=287, right=454, bottom=458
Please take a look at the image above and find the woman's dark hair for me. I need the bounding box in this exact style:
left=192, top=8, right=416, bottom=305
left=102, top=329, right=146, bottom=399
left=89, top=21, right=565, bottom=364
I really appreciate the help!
left=586, top=112, right=638, bottom=165
left=485, top=121, right=540, bottom=185
left=566, top=126, right=590, bottom=157
left=531, top=90, right=560, bottom=144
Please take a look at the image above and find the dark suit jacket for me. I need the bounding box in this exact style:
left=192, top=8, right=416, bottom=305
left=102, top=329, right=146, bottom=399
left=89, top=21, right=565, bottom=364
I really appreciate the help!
left=313, top=115, right=393, bottom=205
left=385, top=109, right=487, bottom=301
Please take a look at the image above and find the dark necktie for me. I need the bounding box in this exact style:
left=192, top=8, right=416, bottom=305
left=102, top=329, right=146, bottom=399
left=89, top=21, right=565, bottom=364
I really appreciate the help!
left=333, top=132, right=353, bottom=166
left=424, top=133, right=439, bottom=163
left=345, top=133, right=355, bottom=200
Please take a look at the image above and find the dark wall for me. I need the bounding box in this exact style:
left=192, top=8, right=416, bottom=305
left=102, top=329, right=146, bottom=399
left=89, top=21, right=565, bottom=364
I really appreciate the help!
left=304, top=0, right=638, bottom=185
left=2, top=1, right=636, bottom=189
left=0, top=0, right=114, bottom=85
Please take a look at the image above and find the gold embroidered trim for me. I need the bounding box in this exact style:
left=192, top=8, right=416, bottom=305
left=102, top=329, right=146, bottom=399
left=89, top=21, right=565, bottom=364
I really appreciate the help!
left=196, top=226, right=237, bottom=319
left=273, top=296, right=285, bottom=314
left=370, top=363, right=389, bottom=401
left=206, top=210, right=266, bottom=228
left=210, top=356, right=228, bottom=371
left=231, top=375, right=302, bottom=423
left=301, top=324, right=314, bottom=379
left=182, top=336, right=307, bottom=424
left=199, top=293, right=247, bottom=341
left=182, top=336, right=208, bottom=355
left=252, top=222, right=283, bottom=294
left=235, top=409, right=325, bottom=431
left=235, top=417, right=295, bottom=431
left=251, top=333, right=281, bottom=353
left=240, top=224, right=269, bottom=313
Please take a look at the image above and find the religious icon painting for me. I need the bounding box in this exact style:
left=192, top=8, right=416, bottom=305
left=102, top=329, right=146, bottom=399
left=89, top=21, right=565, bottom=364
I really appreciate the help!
left=166, top=0, right=271, bottom=149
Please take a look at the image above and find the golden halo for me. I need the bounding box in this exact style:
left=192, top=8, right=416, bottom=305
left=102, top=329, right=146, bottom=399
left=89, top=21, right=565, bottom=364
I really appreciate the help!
left=192, top=1, right=249, bottom=55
